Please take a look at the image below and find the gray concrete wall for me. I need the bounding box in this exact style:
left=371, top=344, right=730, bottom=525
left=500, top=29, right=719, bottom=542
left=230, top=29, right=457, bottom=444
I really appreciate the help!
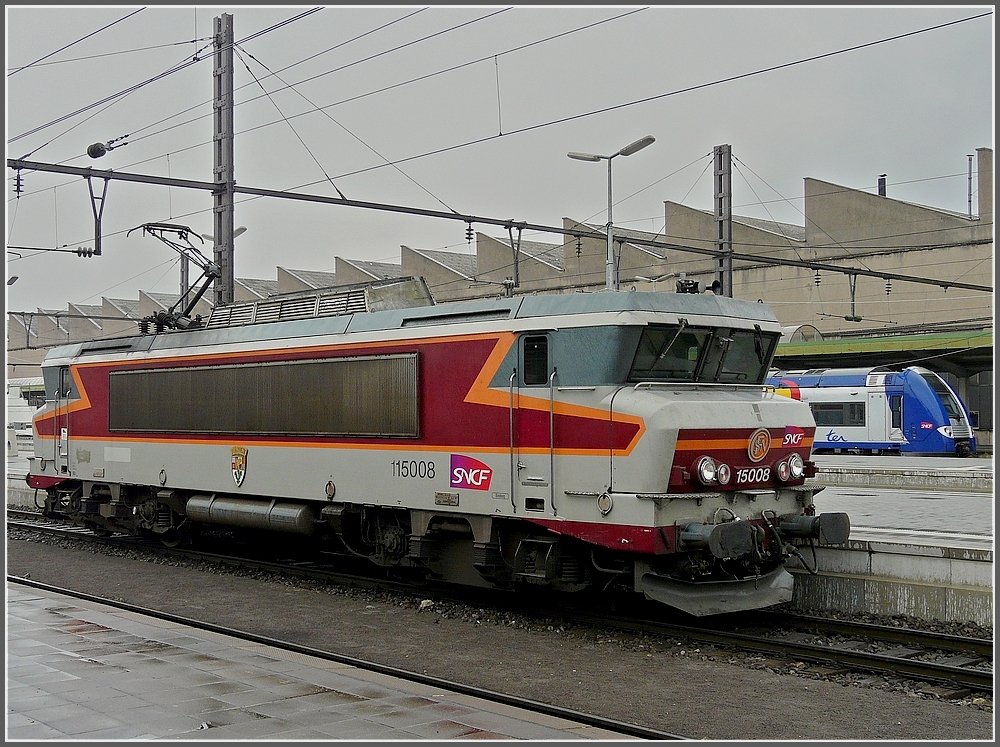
left=790, top=541, right=992, bottom=627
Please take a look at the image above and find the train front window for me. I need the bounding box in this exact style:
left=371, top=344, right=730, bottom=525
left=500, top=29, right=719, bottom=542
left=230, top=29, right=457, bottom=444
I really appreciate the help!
left=919, top=372, right=963, bottom=420
left=699, top=326, right=777, bottom=383
left=629, top=325, right=710, bottom=381
left=628, top=325, right=778, bottom=383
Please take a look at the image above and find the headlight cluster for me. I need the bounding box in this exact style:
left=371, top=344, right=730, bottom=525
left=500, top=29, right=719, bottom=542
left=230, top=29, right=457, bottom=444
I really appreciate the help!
left=691, top=453, right=805, bottom=487
left=776, top=453, right=805, bottom=481
left=693, top=455, right=731, bottom=486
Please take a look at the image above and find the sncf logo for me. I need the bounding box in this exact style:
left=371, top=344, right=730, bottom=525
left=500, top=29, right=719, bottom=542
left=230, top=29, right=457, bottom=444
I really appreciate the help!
left=782, top=426, right=806, bottom=447
left=450, top=454, right=494, bottom=491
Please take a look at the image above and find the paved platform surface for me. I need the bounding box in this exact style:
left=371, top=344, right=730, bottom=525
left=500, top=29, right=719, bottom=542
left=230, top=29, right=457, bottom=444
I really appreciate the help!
left=6, top=582, right=634, bottom=741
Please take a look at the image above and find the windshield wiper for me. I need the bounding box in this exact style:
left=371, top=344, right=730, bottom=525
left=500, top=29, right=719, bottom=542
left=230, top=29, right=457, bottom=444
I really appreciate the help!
left=654, top=318, right=688, bottom=361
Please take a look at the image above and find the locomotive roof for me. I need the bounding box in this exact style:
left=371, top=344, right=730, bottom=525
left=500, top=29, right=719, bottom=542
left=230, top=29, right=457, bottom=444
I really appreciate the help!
left=46, top=290, right=779, bottom=359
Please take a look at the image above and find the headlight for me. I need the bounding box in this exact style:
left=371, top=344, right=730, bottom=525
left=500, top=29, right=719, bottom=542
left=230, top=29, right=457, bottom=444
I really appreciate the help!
left=694, top=456, right=717, bottom=485
left=716, top=462, right=732, bottom=485
left=787, top=453, right=805, bottom=479
left=775, top=459, right=791, bottom=481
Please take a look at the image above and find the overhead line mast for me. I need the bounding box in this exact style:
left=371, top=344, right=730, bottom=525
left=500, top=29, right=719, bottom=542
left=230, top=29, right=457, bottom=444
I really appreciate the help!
left=213, top=12, right=236, bottom=307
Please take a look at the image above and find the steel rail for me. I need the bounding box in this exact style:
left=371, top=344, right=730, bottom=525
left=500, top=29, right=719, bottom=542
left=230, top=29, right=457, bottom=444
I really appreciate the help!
left=564, top=610, right=993, bottom=694
left=10, top=512, right=991, bottom=694
left=750, top=609, right=994, bottom=658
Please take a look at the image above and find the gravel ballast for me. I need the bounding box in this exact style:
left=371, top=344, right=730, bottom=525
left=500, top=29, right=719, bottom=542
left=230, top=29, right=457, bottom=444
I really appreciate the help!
left=5, top=532, right=994, bottom=741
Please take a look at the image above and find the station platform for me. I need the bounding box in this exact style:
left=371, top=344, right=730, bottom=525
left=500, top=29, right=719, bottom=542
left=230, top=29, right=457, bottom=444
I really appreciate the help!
left=6, top=581, right=634, bottom=741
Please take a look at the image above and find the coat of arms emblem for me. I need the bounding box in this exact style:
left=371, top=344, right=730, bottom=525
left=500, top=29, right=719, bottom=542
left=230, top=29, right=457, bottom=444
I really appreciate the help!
left=231, top=446, right=248, bottom=486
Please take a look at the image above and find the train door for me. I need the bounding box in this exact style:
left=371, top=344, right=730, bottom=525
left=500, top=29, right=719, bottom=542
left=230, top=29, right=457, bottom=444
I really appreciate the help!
left=867, top=390, right=890, bottom=449
left=511, top=334, right=556, bottom=516
left=55, top=366, right=72, bottom=473
left=887, top=393, right=906, bottom=446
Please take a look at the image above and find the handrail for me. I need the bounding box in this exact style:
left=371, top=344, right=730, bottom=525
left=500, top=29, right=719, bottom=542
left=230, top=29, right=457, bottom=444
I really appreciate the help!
left=607, top=386, right=629, bottom=493
left=548, top=368, right=558, bottom=516
left=508, top=369, right=517, bottom=514
left=633, top=381, right=770, bottom=391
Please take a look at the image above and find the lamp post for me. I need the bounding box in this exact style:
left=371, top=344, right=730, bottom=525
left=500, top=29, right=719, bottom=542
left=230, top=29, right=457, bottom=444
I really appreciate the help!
left=568, top=135, right=655, bottom=291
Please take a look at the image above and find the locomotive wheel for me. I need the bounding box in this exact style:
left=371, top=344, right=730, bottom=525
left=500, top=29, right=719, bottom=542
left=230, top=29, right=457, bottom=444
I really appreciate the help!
left=142, top=523, right=191, bottom=548
left=157, top=529, right=186, bottom=548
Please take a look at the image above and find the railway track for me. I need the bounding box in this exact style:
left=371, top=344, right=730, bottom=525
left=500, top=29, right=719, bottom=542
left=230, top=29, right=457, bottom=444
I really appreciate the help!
left=8, top=510, right=993, bottom=699
left=570, top=607, right=993, bottom=695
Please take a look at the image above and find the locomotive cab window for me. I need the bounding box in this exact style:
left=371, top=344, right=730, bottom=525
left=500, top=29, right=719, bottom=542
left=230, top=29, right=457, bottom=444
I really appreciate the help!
left=629, top=324, right=778, bottom=383
left=629, top=326, right=707, bottom=382
left=523, top=335, right=549, bottom=385
left=700, top=326, right=777, bottom=383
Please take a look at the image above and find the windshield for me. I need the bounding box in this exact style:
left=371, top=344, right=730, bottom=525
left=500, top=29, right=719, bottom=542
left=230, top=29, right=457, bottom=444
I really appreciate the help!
left=628, top=323, right=778, bottom=384
left=919, top=372, right=965, bottom=421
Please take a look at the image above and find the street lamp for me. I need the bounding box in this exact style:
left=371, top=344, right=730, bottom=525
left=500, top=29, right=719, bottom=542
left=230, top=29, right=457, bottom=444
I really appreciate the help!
left=568, top=135, right=655, bottom=291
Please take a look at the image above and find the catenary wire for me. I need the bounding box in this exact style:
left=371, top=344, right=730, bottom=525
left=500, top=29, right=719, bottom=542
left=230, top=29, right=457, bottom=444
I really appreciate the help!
left=98, top=8, right=645, bottom=159
left=271, top=12, right=992, bottom=186
left=5, top=37, right=214, bottom=71
left=7, top=7, right=147, bottom=77
left=5, top=13, right=992, bottom=302
left=120, top=7, right=432, bottom=144
left=10, top=8, right=982, bottom=229
left=7, top=7, right=323, bottom=144
left=233, top=45, right=348, bottom=201
left=234, top=43, right=458, bottom=214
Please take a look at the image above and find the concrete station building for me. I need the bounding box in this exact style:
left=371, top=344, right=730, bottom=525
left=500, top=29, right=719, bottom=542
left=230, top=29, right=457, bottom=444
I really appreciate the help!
left=6, top=148, right=994, bottom=447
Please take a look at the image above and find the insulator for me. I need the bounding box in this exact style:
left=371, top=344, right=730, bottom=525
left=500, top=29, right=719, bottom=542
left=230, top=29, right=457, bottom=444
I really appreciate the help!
left=885, top=279, right=892, bottom=295
left=575, top=236, right=582, bottom=258
left=465, top=223, right=473, bottom=244
left=814, top=270, right=821, bottom=287
left=14, top=172, right=24, bottom=195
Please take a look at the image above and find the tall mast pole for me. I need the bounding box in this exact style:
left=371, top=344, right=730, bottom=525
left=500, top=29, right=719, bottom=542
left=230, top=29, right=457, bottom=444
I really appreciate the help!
left=714, top=144, right=733, bottom=297
left=212, top=12, right=235, bottom=306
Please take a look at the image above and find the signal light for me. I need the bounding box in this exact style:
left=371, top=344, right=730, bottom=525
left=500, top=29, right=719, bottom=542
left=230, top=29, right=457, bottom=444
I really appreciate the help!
left=776, top=459, right=791, bottom=482
left=715, top=462, right=732, bottom=485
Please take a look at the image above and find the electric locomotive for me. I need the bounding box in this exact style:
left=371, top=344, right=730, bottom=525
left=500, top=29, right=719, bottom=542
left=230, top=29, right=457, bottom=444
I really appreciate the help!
left=26, top=285, right=849, bottom=616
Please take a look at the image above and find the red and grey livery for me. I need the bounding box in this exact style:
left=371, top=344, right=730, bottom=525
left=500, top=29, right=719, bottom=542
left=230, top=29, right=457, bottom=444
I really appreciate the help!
left=27, top=287, right=849, bottom=615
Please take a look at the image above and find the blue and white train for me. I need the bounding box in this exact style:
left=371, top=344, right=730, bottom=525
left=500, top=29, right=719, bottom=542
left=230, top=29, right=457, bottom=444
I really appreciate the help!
left=767, top=366, right=978, bottom=457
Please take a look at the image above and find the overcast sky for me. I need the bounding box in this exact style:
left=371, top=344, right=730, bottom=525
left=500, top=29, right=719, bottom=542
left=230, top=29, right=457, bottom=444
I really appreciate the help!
left=4, top=4, right=995, bottom=319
